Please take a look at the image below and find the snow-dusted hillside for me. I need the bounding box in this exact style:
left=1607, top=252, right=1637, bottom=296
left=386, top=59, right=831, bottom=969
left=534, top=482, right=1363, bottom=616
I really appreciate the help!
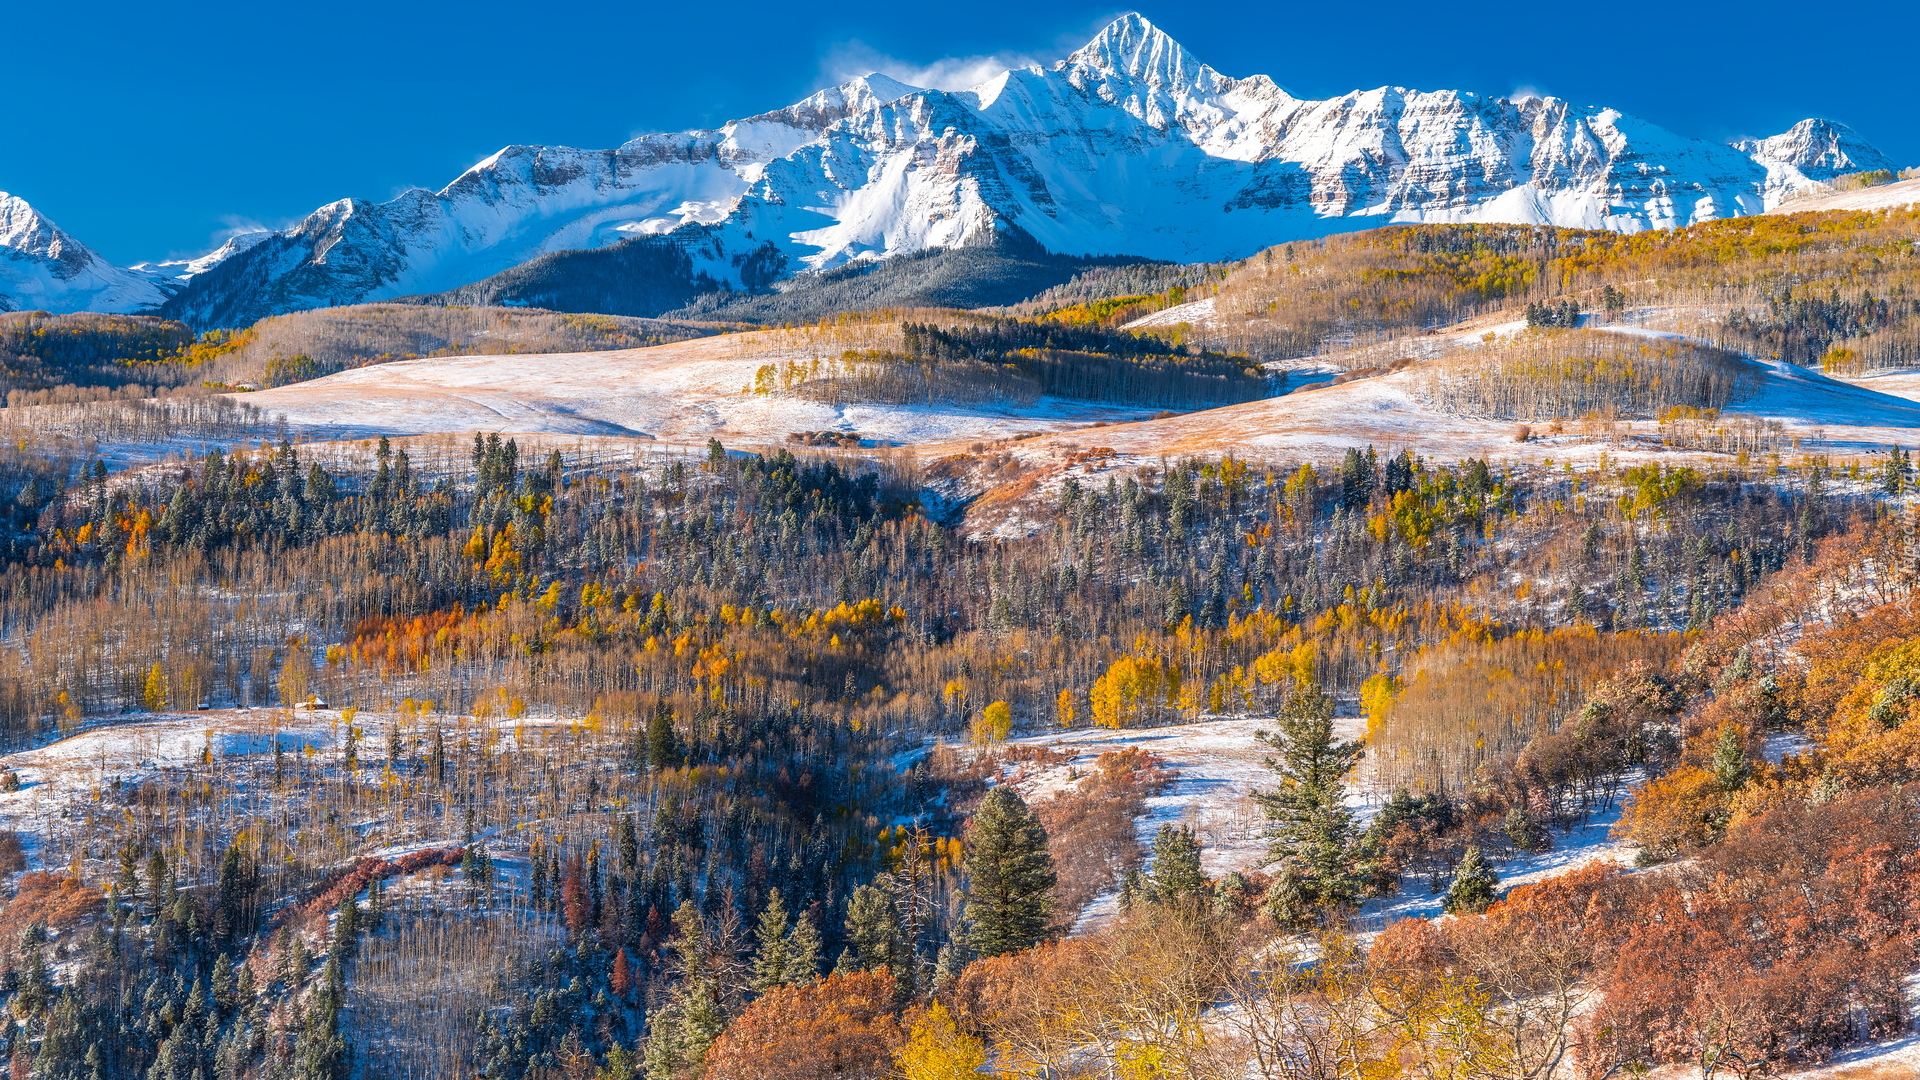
left=154, top=14, right=1890, bottom=326
left=1768, top=176, right=1920, bottom=215
left=234, top=330, right=1156, bottom=447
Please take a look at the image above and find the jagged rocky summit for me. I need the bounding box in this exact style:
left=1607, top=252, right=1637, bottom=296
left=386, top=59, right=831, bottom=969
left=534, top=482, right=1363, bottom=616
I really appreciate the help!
left=1, top=14, right=1897, bottom=323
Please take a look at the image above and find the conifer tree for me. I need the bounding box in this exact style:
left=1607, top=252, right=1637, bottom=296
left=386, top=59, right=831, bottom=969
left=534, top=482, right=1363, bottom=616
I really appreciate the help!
left=214, top=843, right=249, bottom=945
left=646, top=703, right=678, bottom=771
left=296, top=957, right=349, bottom=1080
left=842, top=884, right=905, bottom=973
left=646, top=903, right=725, bottom=1080
left=1443, top=846, right=1499, bottom=915
left=462, top=842, right=496, bottom=906
left=748, top=889, right=796, bottom=992
left=1148, top=824, right=1206, bottom=903
left=1712, top=723, right=1751, bottom=793
left=961, top=787, right=1056, bottom=957
left=1255, top=686, right=1367, bottom=922
left=211, top=953, right=237, bottom=1015
left=328, top=898, right=360, bottom=964
left=783, top=902, right=823, bottom=985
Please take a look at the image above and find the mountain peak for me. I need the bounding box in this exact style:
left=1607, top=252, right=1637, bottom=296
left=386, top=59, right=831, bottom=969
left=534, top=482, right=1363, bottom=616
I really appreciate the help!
left=0, top=191, right=173, bottom=313
left=0, top=191, right=65, bottom=260
left=1741, top=118, right=1893, bottom=180
left=852, top=72, right=923, bottom=103
left=1065, top=12, right=1214, bottom=92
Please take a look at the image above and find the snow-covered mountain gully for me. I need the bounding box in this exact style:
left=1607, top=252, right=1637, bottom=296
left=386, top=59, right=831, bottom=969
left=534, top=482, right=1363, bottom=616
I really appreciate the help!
left=2, top=13, right=1899, bottom=323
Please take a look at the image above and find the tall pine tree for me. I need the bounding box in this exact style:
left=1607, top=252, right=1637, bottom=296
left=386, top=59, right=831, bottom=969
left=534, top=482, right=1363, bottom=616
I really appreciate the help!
left=1254, top=686, right=1367, bottom=924
left=961, top=787, right=1056, bottom=957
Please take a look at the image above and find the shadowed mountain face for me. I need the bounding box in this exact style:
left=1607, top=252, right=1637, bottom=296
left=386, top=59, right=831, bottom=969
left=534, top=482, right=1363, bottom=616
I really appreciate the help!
left=5, top=14, right=1895, bottom=325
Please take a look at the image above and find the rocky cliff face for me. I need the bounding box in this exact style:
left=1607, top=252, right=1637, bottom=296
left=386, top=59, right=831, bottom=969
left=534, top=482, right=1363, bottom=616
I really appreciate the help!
left=7, top=14, right=1897, bottom=322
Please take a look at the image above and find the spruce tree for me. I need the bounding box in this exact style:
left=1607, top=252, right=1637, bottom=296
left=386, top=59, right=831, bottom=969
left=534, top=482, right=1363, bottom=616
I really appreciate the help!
left=782, top=902, right=823, bottom=985
left=646, top=703, right=677, bottom=770
left=1712, top=723, right=1751, bottom=793
left=961, top=787, right=1056, bottom=957
left=214, top=843, right=246, bottom=944
left=295, top=958, right=348, bottom=1080
left=1147, top=824, right=1205, bottom=903
left=748, top=889, right=795, bottom=992
left=1255, top=686, right=1366, bottom=921
left=1443, top=846, right=1499, bottom=915
left=332, top=898, right=360, bottom=962
left=462, top=842, right=496, bottom=905
left=842, top=884, right=905, bottom=972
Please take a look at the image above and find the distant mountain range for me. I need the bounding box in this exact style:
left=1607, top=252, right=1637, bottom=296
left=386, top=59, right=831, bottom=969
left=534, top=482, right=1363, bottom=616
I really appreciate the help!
left=0, top=13, right=1899, bottom=326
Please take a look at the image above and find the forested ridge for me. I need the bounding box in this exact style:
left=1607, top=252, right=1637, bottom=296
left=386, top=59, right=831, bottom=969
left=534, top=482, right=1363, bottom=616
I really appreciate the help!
left=0, top=410, right=1898, bottom=1079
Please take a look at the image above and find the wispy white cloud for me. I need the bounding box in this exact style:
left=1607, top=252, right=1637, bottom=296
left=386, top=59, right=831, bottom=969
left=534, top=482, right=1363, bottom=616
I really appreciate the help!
left=215, top=214, right=276, bottom=241
left=817, top=40, right=1047, bottom=93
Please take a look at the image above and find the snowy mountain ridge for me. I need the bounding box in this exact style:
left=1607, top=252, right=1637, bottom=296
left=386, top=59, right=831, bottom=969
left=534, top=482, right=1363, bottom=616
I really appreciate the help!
left=0, top=192, right=176, bottom=314
left=1, top=14, right=1899, bottom=323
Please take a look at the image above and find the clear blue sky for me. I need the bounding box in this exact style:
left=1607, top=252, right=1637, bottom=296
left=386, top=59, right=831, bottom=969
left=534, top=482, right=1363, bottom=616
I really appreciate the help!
left=10, top=0, right=1915, bottom=265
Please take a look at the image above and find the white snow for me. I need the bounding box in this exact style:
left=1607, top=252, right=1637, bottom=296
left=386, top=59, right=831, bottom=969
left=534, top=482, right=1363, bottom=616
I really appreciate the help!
left=1768, top=179, right=1920, bottom=216
left=0, top=710, right=344, bottom=873
left=0, top=193, right=174, bottom=314
left=1121, top=297, right=1214, bottom=328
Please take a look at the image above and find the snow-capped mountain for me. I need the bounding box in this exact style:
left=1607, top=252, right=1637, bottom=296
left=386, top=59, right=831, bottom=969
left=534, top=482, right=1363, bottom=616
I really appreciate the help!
left=0, top=193, right=178, bottom=314
left=6, top=14, right=1901, bottom=324
left=1735, top=117, right=1897, bottom=197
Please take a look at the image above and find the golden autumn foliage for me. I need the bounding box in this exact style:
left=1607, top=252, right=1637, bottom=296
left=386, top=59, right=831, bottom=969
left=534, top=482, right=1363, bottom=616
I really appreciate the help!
left=894, top=1003, right=987, bottom=1080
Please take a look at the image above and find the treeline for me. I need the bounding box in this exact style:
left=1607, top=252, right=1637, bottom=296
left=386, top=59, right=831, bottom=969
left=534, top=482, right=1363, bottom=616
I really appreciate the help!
left=0, top=311, right=197, bottom=393
left=0, top=386, right=278, bottom=451
left=1006, top=259, right=1221, bottom=318
left=1724, top=283, right=1920, bottom=370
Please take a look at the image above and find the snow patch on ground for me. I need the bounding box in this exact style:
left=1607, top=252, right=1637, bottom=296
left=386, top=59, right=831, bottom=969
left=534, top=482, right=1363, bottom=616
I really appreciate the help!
left=1002, top=710, right=1638, bottom=935
left=0, top=710, right=344, bottom=873
left=1121, top=297, right=1215, bottom=329
left=237, top=331, right=1156, bottom=448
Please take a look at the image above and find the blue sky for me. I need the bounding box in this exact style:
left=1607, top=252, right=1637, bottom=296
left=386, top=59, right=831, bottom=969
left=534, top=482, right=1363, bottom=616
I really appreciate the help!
left=9, top=0, right=1915, bottom=264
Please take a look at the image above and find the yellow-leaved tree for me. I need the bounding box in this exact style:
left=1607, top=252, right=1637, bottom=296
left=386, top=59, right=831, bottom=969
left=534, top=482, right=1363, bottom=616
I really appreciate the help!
left=142, top=664, right=169, bottom=712
left=1090, top=655, right=1176, bottom=729
left=895, top=1002, right=988, bottom=1080
left=972, top=701, right=1013, bottom=745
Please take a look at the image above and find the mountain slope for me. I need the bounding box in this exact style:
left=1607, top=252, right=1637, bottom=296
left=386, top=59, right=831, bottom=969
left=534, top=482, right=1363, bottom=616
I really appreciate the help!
left=11, top=14, right=1897, bottom=326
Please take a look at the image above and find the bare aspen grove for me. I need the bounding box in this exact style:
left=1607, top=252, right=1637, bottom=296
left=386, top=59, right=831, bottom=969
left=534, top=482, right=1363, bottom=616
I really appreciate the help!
left=2, top=209, right=1920, bottom=1080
